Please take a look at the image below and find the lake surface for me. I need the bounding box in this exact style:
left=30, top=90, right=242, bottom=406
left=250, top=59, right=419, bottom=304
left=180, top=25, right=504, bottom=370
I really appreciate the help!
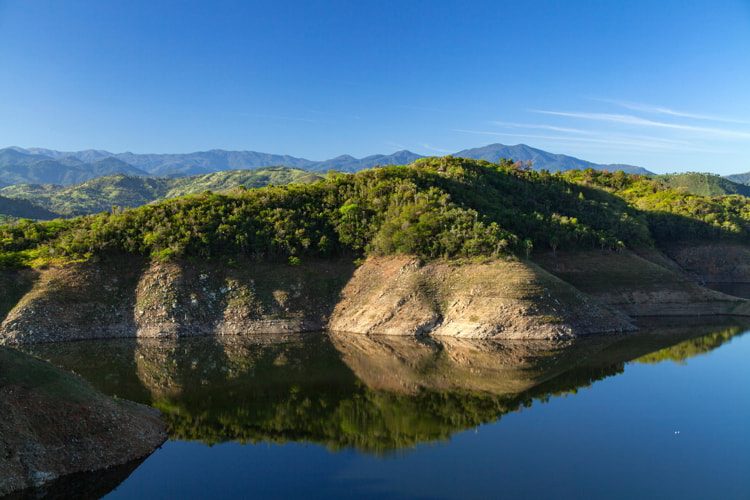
left=19, top=318, right=750, bottom=499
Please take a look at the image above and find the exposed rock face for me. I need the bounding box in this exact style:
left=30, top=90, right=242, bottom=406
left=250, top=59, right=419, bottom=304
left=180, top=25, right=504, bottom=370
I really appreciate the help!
left=535, top=250, right=750, bottom=317
left=0, top=258, right=353, bottom=344
left=329, top=256, right=635, bottom=339
left=0, top=347, right=166, bottom=496
left=2, top=247, right=750, bottom=345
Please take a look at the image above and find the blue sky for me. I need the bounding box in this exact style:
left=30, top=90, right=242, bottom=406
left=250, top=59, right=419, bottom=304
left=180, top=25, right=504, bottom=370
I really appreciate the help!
left=0, top=0, right=749, bottom=174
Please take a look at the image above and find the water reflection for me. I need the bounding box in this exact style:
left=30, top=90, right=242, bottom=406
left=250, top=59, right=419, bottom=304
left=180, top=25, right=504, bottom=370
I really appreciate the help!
left=22, top=318, right=749, bottom=458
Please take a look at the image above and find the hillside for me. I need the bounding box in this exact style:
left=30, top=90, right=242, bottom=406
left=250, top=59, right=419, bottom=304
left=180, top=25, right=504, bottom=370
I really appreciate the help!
left=165, top=167, right=322, bottom=197
left=2, top=157, right=749, bottom=344
left=2, top=157, right=748, bottom=269
left=726, top=172, right=750, bottom=186
left=0, top=167, right=321, bottom=216
left=656, top=172, right=750, bottom=197
left=0, top=347, right=166, bottom=495
left=0, top=194, right=59, bottom=219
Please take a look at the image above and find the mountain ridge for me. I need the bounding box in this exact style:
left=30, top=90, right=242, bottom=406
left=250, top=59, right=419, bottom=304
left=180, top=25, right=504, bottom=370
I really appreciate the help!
left=1, top=144, right=656, bottom=185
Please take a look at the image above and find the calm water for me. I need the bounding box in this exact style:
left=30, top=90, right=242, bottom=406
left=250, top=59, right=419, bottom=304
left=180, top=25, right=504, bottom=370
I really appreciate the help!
left=18, top=319, right=750, bottom=500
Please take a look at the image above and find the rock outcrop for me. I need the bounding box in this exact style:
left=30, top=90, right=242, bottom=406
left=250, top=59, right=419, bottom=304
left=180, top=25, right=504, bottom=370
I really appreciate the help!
left=0, top=257, right=353, bottom=344
left=0, top=347, right=166, bottom=496
left=329, top=256, right=635, bottom=339
left=3, top=246, right=750, bottom=345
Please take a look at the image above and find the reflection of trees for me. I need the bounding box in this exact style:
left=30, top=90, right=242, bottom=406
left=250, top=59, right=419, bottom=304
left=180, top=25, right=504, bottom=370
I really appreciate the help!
left=636, top=325, right=746, bottom=364
left=22, top=320, right=749, bottom=454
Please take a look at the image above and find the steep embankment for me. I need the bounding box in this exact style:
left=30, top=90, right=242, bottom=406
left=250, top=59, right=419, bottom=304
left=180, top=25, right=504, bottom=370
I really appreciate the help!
left=535, top=250, right=750, bottom=316
left=0, top=257, right=354, bottom=344
left=661, top=243, right=750, bottom=283
left=1, top=255, right=632, bottom=343
left=4, top=249, right=750, bottom=344
left=329, top=256, right=634, bottom=339
left=0, top=347, right=166, bottom=496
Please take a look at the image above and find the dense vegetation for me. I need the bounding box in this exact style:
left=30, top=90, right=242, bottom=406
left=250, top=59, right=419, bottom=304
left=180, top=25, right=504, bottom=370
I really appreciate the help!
left=0, top=167, right=321, bottom=217
left=0, top=194, right=59, bottom=220
left=655, top=172, right=750, bottom=197
left=1, top=157, right=749, bottom=268
left=562, top=169, right=750, bottom=243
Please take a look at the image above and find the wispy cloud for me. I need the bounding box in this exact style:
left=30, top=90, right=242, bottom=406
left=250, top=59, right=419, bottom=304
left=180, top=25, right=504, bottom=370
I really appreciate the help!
left=592, top=98, right=750, bottom=125
left=489, top=121, right=592, bottom=135
left=420, top=143, right=453, bottom=153
left=531, top=110, right=750, bottom=140
left=452, top=129, right=720, bottom=153
left=489, top=121, right=695, bottom=147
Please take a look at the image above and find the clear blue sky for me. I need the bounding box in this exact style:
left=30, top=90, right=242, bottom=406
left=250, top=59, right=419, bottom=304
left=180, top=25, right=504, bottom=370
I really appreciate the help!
left=1, top=0, right=749, bottom=174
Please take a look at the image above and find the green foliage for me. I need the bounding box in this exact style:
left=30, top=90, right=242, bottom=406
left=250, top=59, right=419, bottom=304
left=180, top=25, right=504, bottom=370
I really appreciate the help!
left=561, top=168, right=750, bottom=245
left=636, top=326, right=743, bottom=364
left=0, top=167, right=322, bottom=217
left=657, top=172, right=750, bottom=197
left=2, top=158, right=750, bottom=267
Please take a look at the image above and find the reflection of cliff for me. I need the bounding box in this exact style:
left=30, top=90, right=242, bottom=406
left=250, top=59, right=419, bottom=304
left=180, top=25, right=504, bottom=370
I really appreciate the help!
left=328, top=332, right=614, bottom=396
left=21, top=321, right=749, bottom=454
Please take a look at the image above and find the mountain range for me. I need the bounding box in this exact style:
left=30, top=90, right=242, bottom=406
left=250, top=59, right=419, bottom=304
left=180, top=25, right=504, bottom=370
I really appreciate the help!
left=0, top=144, right=657, bottom=186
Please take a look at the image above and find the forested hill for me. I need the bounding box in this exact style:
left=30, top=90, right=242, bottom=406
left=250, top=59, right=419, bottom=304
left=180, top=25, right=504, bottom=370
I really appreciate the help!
left=0, top=195, right=59, bottom=221
left=655, top=172, right=750, bottom=197
left=0, top=167, right=321, bottom=217
left=1, top=157, right=749, bottom=268
left=726, top=172, right=750, bottom=186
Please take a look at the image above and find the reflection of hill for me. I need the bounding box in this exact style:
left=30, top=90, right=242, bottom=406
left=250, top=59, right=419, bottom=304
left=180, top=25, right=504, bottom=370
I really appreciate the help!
left=22, top=320, right=749, bottom=454
left=328, top=333, right=614, bottom=396
left=635, top=323, right=746, bottom=364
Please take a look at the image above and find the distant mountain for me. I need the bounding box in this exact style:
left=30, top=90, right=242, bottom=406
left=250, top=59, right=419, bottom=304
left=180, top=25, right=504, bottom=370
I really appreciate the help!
left=0, top=148, right=148, bottom=186
left=0, top=167, right=322, bottom=217
left=2, top=143, right=653, bottom=184
left=657, top=173, right=750, bottom=197
left=116, top=150, right=317, bottom=177
left=453, top=143, right=653, bottom=175
left=307, top=150, right=424, bottom=173
left=725, top=172, right=750, bottom=186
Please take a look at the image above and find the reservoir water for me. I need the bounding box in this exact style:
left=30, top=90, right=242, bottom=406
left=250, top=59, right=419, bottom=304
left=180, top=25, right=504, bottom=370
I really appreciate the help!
left=18, top=318, right=750, bottom=499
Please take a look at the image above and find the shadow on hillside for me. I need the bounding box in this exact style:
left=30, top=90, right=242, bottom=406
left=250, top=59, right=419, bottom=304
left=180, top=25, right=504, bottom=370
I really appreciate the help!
left=422, top=164, right=748, bottom=255
left=0, top=268, right=39, bottom=324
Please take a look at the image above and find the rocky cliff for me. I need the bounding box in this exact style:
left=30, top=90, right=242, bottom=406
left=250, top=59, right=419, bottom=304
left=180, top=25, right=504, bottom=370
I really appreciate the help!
left=0, top=257, right=353, bottom=344
left=329, top=256, right=634, bottom=339
left=0, top=347, right=166, bottom=496
left=2, top=246, right=750, bottom=345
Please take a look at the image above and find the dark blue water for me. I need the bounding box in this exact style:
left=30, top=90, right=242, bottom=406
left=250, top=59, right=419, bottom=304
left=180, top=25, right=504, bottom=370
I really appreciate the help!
left=21, top=320, right=750, bottom=499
